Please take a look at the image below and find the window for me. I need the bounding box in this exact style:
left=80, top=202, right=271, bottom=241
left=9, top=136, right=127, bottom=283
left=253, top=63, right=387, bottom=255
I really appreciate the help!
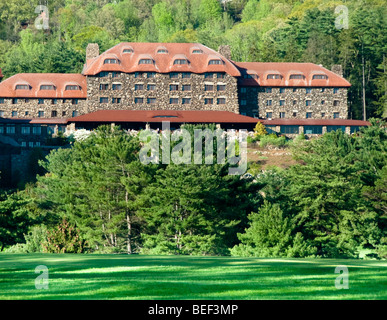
left=147, top=98, right=156, bottom=104
left=12, top=99, right=18, bottom=104
left=321, top=112, right=326, bottom=118
left=52, top=99, right=58, bottom=105
left=241, top=87, right=247, bottom=94
left=169, top=98, right=178, bottom=104
left=123, top=49, right=134, bottom=53
left=280, top=125, right=299, bottom=134
left=51, top=110, right=57, bottom=117
left=157, top=49, right=168, bottom=54
left=33, top=126, right=41, bottom=135
left=112, top=98, right=121, bottom=104
left=112, top=72, right=121, bottom=78
left=134, top=72, right=143, bottom=78
left=40, top=85, right=55, bottom=90
left=267, top=74, right=281, bottom=79
left=148, top=84, right=156, bottom=91
left=170, top=73, right=179, bottom=79
left=182, top=98, right=191, bottom=105
left=15, top=84, right=29, bottom=90
left=65, top=85, right=80, bottom=90
left=321, top=88, right=325, bottom=92
left=204, top=98, right=213, bottom=104
left=35, top=142, right=41, bottom=147
left=135, top=84, right=144, bottom=91
left=217, top=73, right=225, bottom=79
left=38, top=111, right=44, bottom=117
left=327, top=125, right=345, bottom=132
left=29, top=142, right=34, bottom=148
left=217, top=98, right=226, bottom=104
left=204, top=73, right=214, bottom=79
left=0, top=98, right=4, bottom=104
left=21, top=141, right=26, bottom=147
left=333, top=100, right=340, bottom=106
left=104, top=59, right=118, bottom=64
left=265, top=88, right=272, bottom=93
left=241, top=99, right=247, bottom=106
left=192, top=49, right=203, bottom=54
left=21, top=127, right=30, bottom=135
left=266, top=100, right=272, bottom=106
left=72, top=99, right=78, bottom=105
left=280, top=112, right=286, bottom=118
left=217, top=84, right=226, bottom=91
left=138, top=59, right=153, bottom=64
left=208, top=59, right=223, bottom=65
left=182, top=72, right=191, bottom=79
left=333, top=112, right=340, bottom=119
left=72, top=110, right=78, bottom=117
left=100, top=97, right=109, bottom=103
left=321, top=100, right=325, bottom=105
left=306, top=112, right=312, bottom=119
left=266, top=112, right=272, bottom=119
left=0, top=126, right=3, bottom=133
left=293, top=88, right=297, bottom=92
left=280, top=88, right=285, bottom=94
left=333, top=88, right=339, bottom=94
left=25, top=99, right=30, bottom=103
left=306, top=100, right=312, bottom=106
left=279, top=100, right=285, bottom=106
left=12, top=111, right=17, bottom=117
left=182, top=84, right=191, bottom=91
left=38, top=99, right=44, bottom=104
left=174, top=59, right=188, bottom=65
left=147, top=72, right=156, bottom=78
left=135, top=97, right=144, bottom=104
left=289, top=74, right=304, bottom=80
left=100, top=84, right=109, bottom=90
left=204, top=84, right=213, bottom=91
left=112, top=83, right=122, bottom=90
left=0, top=110, right=4, bottom=116
left=312, top=74, right=328, bottom=80
left=292, top=112, right=297, bottom=117
left=62, top=111, right=66, bottom=117
left=99, top=72, right=109, bottom=77
left=170, top=84, right=179, bottom=91
left=6, top=126, right=15, bottom=134
left=63, top=99, right=67, bottom=103
left=304, top=126, right=323, bottom=134
left=306, top=88, right=312, bottom=94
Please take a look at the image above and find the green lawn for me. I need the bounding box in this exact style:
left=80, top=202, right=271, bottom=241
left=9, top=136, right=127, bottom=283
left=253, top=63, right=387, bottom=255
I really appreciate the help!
left=0, top=254, right=386, bottom=300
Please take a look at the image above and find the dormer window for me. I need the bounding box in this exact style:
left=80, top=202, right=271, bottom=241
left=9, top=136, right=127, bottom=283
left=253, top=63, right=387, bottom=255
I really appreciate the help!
left=312, top=74, right=328, bottom=80
left=157, top=49, right=168, bottom=54
left=122, top=48, right=134, bottom=53
left=65, top=85, right=81, bottom=90
left=40, top=85, right=55, bottom=90
left=289, top=74, right=304, bottom=79
left=139, top=59, right=153, bottom=65
left=15, top=84, right=30, bottom=90
left=208, top=59, right=223, bottom=65
left=174, top=59, right=188, bottom=65
left=104, top=58, right=119, bottom=64
left=267, top=74, right=282, bottom=80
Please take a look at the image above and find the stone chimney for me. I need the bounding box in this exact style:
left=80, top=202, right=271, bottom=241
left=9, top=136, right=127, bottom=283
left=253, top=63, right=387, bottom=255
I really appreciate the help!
left=331, top=64, right=343, bottom=77
left=86, top=43, right=100, bottom=62
left=218, top=45, right=232, bottom=61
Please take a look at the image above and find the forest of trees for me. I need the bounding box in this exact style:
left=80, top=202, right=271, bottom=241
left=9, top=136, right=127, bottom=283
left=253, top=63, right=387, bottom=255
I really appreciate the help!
left=0, top=0, right=386, bottom=119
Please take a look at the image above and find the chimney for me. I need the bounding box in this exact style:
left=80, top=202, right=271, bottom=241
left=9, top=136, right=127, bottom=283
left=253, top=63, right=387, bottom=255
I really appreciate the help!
left=218, top=45, right=232, bottom=61
left=331, top=64, right=343, bottom=77
left=86, top=43, right=100, bottom=62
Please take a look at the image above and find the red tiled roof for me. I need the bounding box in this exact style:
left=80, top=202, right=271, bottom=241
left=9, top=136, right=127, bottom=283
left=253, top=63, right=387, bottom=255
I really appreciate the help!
left=262, top=119, right=369, bottom=126
left=69, top=110, right=259, bottom=124
left=235, top=62, right=351, bottom=87
left=0, top=73, right=87, bottom=98
left=82, top=43, right=241, bottom=77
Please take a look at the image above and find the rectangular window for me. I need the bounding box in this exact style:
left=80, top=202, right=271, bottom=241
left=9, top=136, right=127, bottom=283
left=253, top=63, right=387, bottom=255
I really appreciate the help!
left=72, top=99, right=78, bottom=105
left=217, top=84, right=226, bottom=91
left=182, top=84, right=191, bottom=91
left=333, top=88, right=339, bottom=94
left=21, top=127, right=30, bottom=134
left=0, top=110, right=4, bottom=117
left=241, top=87, right=247, bottom=94
left=99, top=84, right=109, bottom=90
left=265, top=88, right=272, bottom=93
left=292, top=112, right=297, bottom=117
left=135, top=84, right=144, bottom=91
left=204, top=84, right=213, bottom=91
left=333, top=100, right=340, bottom=106
left=280, top=112, right=286, bottom=118
left=147, top=98, right=156, bottom=104
left=52, top=99, right=58, bottom=105
left=135, top=97, right=144, bottom=104
left=12, top=99, right=18, bottom=104
left=204, top=98, right=213, bottom=104
left=217, top=73, right=225, bottom=79
left=241, top=99, right=247, bottom=106
left=134, top=72, right=142, bottom=78
left=72, top=110, right=78, bottom=117
left=280, top=125, right=299, bottom=134
left=182, top=72, right=191, bottom=79
left=6, top=126, right=16, bottom=134
left=321, top=100, right=325, bottom=105
left=170, top=84, right=179, bottom=91
left=304, top=126, right=323, bottom=134
left=33, top=126, right=41, bottom=135
left=112, top=72, right=121, bottom=78
left=169, top=98, right=178, bottom=104
left=321, top=112, right=326, bottom=118
left=327, top=125, right=345, bottom=132
left=112, top=84, right=122, bottom=90
left=148, top=84, right=156, bottom=91
left=279, top=100, right=285, bottom=106
left=170, top=73, right=178, bottom=79
left=35, top=142, right=41, bottom=147
left=51, top=110, right=57, bottom=117
left=306, top=112, right=312, bottom=119
left=38, top=99, right=44, bottom=104
left=217, top=98, right=226, bottom=104
left=321, top=88, right=325, bottom=92
left=0, top=98, right=4, bottom=104
left=12, top=111, right=17, bottom=117
left=279, top=88, right=285, bottom=94
left=100, top=97, right=109, bottom=103
left=204, top=73, right=213, bottom=79
left=266, top=100, right=272, bottom=106
left=333, top=112, right=340, bottom=119
left=147, top=72, right=156, bottom=78
left=99, top=72, right=109, bottom=77
left=112, top=98, right=121, bottom=104
left=266, top=112, right=272, bottom=119
left=306, top=88, right=312, bottom=94
left=29, top=142, right=34, bottom=148
left=293, top=88, right=297, bottom=92
left=21, top=141, right=26, bottom=147
left=182, top=98, right=191, bottom=105
left=306, top=100, right=312, bottom=106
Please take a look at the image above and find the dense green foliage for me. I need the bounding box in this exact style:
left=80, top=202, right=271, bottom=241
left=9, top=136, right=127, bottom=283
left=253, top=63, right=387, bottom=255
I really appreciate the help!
left=0, top=0, right=385, bottom=118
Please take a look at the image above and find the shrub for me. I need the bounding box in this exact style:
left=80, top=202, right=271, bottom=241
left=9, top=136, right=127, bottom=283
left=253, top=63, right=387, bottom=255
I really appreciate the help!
left=259, top=134, right=287, bottom=148
left=253, top=122, right=267, bottom=137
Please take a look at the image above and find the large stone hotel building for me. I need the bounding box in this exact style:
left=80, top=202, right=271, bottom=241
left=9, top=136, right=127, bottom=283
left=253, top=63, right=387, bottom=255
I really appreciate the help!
left=0, top=42, right=351, bottom=122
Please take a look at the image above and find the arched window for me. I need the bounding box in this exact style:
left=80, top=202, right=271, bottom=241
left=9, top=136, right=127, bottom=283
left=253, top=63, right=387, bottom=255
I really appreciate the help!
left=40, top=85, right=55, bottom=90
left=312, top=74, right=328, bottom=80
left=289, top=74, right=304, bottom=80
left=174, top=59, right=188, bottom=65
left=208, top=59, right=223, bottom=65
left=104, top=59, right=119, bottom=64
left=138, top=59, right=153, bottom=65
left=267, top=74, right=282, bottom=80
left=122, top=49, right=133, bottom=53
left=65, top=85, right=81, bottom=90
left=15, top=84, right=30, bottom=90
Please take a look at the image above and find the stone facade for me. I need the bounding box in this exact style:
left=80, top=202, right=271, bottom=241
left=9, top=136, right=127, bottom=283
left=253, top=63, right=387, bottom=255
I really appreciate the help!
left=239, top=86, right=348, bottom=119
left=86, top=71, right=239, bottom=114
